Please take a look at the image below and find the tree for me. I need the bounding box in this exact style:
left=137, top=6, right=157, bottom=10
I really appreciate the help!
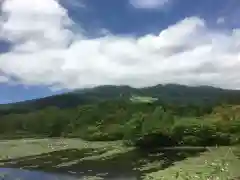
left=123, top=112, right=145, bottom=144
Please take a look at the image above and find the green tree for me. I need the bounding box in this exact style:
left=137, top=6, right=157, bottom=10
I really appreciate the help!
left=123, top=112, right=145, bottom=144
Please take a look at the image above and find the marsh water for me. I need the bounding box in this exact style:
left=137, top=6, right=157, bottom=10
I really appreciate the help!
left=0, top=147, right=206, bottom=180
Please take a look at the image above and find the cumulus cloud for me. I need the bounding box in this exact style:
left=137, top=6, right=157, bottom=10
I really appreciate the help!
left=0, top=0, right=240, bottom=90
left=217, top=17, right=225, bottom=24
left=0, top=76, right=8, bottom=83
left=129, top=0, right=170, bottom=9
left=63, top=0, right=86, bottom=8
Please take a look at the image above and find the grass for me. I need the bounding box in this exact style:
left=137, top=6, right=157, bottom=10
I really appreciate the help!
left=0, top=138, right=129, bottom=161
left=79, top=146, right=135, bottom=161
left=81, top=176, right=104, bottom=180
left=143, top=146, right=240, bottom=180
left=130, top=96, right=158, bottom=103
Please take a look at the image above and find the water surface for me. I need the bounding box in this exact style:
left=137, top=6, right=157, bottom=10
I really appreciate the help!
left=0, top=168, right=77, bottom=180
left=0, top=147, right=206, bottom=180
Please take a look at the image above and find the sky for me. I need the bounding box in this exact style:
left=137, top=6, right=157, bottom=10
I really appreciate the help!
left=0, top=0, right=240, bottom=104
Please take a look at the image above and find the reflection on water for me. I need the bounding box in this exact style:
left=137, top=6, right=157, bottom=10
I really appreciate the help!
left=0, top=147, right=206, bottom=180
left=0, top=168, right=77, bottom=180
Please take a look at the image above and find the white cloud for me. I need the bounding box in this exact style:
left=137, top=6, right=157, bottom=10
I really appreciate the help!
left=0, top=76, right=8, bottom=83
left=0, top=0, right=240, bottom=90
left=217, top=17, right=225, bottom=24
left=129, top=0, right=170, bottom=9
left=63, top=0, right=86, bottom=8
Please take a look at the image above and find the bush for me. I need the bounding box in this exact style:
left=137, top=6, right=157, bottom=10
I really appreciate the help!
left=123, top=113, right=145, bottom=143
left=181, top=135, right=202, bottom=146
left=171, top=118, right=233, bottom=146
left=123, top=107, right=176, bottom=147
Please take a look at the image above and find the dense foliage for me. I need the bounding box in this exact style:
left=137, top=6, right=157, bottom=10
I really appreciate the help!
left=1, top=94, right=240, bottom=148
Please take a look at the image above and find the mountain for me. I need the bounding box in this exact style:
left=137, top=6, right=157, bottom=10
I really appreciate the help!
left=1, top=84, right=240, bottom=115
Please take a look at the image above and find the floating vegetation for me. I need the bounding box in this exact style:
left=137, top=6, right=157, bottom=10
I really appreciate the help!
left=1, top=139, right=240, bottom=180
left=0, top=138, right=125, bottom=161
left=80, top=176, right=104, bottom=180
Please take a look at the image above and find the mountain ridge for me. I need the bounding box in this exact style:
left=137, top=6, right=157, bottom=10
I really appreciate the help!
left=1, top=84, right=240, bottom=115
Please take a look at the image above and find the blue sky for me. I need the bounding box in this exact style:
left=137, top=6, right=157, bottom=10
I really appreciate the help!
left=0, top=0, right=240, bottom=104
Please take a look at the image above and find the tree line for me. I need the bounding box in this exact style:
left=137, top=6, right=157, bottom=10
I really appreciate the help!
left=0, top=99, right=240, bottom=148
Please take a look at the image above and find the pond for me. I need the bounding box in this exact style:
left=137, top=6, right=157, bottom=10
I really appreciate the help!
left=0, top=147, right=206, bottom=180
left=0, top=168, right=77, bottom=180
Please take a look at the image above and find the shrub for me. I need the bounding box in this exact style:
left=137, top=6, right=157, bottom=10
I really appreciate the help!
left=171, top=118, right=233, bottom=146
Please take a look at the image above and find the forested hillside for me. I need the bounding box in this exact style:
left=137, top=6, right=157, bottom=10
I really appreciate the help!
left=1, top=84, right=240, bottom=148
left=2, top=84, right=240, bottom=116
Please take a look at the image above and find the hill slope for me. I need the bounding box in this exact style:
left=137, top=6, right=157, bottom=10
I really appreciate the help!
left=1, top=84, right=240, bottom=115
